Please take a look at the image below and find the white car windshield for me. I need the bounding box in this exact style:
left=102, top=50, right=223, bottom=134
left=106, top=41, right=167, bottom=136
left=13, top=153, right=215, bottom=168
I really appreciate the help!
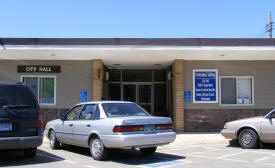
left=101, top=103, right=150, bottom=117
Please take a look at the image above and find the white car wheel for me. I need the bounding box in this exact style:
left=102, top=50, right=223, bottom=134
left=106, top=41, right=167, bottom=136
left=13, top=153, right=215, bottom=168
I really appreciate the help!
left=238, top=129, right=258, bottom=149
left=90, top=138, right=108, bottom=160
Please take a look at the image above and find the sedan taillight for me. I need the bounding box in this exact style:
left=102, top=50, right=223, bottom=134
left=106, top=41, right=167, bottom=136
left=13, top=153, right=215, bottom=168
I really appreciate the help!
left=155, top=124, right=173, bottom=130
left=113, top=125, right=144, bottom=132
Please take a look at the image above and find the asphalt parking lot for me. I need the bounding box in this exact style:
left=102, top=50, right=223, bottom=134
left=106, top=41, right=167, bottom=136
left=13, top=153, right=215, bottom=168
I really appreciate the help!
left=1, top=134, right=275, bottom=168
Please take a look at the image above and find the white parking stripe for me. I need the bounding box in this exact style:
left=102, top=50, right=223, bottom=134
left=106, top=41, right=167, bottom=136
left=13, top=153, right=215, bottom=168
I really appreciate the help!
left=223, top=158, right=248, bottom=163
left=216, top=151, right=247, bottom=159
left=254, top=157, right=270, bottom=162
left=64, top=160, right=76, bottom=164
left=84, top=165, right=98, bottom=168
left=264, top=163, right=275, bottom=167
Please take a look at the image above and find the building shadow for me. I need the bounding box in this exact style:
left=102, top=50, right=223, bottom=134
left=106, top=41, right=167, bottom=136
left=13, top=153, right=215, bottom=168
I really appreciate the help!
left=0, top=149, right=65, bottom=167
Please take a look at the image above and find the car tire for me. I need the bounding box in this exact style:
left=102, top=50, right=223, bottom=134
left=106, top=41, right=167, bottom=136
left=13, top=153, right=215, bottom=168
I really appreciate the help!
left=140, top=147, right=157, bottom=155
left=90, top=138, right=108, bottom=161
left=238, top=129, right=258, bottom=149
left=49, top=130, right=60, bottom=150
left=24, top=147, right=37, bottom=158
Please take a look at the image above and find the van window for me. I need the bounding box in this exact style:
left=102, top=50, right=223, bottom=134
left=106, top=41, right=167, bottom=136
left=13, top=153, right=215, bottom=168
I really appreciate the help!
left=0, top=85, right=36, bottom=108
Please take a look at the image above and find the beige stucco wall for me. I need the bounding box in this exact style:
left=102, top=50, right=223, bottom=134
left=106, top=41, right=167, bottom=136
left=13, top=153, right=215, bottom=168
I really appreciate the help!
left=184, top=60, right=275, bottom=109
left=0, top=60, right=93, bottom=109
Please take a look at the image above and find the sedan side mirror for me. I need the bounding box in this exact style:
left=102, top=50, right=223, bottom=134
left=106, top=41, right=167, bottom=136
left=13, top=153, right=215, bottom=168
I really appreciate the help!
left=59, top=115, right=65, bottom=121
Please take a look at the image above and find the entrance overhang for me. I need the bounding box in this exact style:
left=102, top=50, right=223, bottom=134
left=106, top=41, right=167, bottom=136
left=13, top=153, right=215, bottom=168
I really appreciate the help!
left=1, top=45, right=275, bottom=68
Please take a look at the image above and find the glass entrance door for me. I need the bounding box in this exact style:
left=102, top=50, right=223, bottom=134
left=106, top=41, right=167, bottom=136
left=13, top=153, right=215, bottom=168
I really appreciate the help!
left=138, top=85, right=151, bottom=113
left=123, top=84, right=136, bottom=103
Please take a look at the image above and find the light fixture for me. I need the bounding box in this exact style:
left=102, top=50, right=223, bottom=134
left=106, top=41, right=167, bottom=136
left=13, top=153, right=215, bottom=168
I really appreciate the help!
left=154, top=64, right=162, bottom=66
left=168, top=72, right=173, bottom=80
left=97, top=68, right=101, bottom=79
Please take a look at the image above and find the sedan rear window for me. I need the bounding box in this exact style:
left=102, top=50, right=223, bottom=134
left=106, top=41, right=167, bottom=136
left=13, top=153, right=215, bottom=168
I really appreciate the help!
left=0, top=85, right=36, bottom=108
left=102, top=103, right=150, bottom=117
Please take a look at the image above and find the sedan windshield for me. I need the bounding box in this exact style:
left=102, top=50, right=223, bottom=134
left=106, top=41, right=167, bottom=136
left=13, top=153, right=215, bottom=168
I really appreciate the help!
left=101, top=103, right=150, bottom=117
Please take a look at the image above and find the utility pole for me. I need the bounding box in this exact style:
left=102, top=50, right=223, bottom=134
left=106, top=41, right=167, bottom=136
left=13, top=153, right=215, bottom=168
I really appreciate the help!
left=268, top=11, right=272, bottom=38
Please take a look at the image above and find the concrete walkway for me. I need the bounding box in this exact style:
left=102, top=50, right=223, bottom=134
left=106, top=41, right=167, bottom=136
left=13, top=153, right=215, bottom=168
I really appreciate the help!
left=170, top=132, right=228, bottom=146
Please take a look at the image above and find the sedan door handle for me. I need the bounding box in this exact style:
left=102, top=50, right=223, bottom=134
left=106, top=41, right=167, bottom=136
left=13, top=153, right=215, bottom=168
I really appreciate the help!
left=86, top=124, right=91, bottom=127
left=69, top=124, right=74, bottom=127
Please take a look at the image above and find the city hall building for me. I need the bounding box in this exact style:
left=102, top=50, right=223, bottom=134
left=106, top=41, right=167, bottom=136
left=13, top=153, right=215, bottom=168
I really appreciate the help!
left=0, top=38, right=275, bottom=132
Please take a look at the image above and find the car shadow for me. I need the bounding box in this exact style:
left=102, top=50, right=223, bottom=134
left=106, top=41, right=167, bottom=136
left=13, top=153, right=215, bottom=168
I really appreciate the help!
left=226, top=140, right=275, bottom=150
left=61, top=145, right=186, bottom=166
left=0, top=149, right=65, bottom=167
left=107, top=149, right=186, bottom=166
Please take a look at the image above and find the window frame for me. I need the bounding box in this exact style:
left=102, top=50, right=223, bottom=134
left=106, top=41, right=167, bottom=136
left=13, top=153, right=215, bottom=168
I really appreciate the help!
left=219, top=76, right=254, bottom=106
left=20, top=75, right=57, bottom=106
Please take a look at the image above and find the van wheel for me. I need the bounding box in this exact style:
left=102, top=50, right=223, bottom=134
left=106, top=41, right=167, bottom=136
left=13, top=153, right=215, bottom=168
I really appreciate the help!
left=90, top=138, right=108, bottom=160
left=238, top=129, right=258, bottom=149
left=24, top=148, right=37, bottom=158
left=140, top=147, right=157, bottom=155
left=49, top=130, right=60, bottom=149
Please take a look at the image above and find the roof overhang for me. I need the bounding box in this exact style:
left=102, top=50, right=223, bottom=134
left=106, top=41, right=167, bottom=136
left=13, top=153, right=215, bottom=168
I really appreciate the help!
left=0, top=38, right=275, bottom=68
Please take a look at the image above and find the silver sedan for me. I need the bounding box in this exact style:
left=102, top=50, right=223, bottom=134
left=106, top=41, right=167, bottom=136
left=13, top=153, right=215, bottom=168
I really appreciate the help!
left=44, top=101, right=176, bottom=160
left=221, top=109, right=275, bottom=149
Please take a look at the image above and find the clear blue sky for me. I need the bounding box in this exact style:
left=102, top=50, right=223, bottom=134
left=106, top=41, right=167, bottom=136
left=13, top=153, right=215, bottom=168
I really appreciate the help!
left=0, top=0, right=274, bottom=38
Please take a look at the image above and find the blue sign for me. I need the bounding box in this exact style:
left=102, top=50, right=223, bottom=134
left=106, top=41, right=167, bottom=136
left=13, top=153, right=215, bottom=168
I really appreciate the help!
left=193, top=70, right=218, bottom=103
left=80, top=91, right=87, bottom=103
left=184, top=91, right=192, bottom=102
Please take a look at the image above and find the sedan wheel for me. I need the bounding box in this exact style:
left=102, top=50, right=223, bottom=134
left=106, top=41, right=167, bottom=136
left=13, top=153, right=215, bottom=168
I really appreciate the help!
left=238, top=129, right=258, bottom=149
left=90, top=138, right=108, bottom=160
left=49, top=130, right=60, bottom=149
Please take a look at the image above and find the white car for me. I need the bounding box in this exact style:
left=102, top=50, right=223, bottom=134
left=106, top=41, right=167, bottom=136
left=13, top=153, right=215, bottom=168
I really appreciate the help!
left=221, top=109, right=275, bottom=149
left=45, top=101, right=176, bottom=160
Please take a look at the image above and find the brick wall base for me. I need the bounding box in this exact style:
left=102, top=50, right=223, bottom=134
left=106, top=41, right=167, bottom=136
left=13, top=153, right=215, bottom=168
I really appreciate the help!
left=184, top=109, right=271, bottom=132
left=42, top=108, right=68, bottom=127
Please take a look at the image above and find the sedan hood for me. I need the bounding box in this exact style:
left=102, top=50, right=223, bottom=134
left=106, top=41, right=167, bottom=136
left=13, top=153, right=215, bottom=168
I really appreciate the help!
left=228, top=116, right=263, bottom=124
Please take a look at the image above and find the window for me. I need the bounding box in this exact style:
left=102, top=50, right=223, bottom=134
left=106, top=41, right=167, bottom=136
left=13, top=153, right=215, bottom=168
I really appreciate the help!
left=21, top=76, right=56, bottom=105
left=220, top=77, right=254, bottom=105
left=79, top=104, right=96, bottom=120
left=102, top=103, right=150, bottom=117
left=66, top=106, right=82, bottom=120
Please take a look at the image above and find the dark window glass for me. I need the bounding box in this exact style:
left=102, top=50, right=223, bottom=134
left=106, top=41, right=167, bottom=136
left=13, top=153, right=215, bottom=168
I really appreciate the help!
left=108, top=84, right=121, bottom=100
left=102, top=103, right=149, bottom=117
left=0, top=85, right=36, bottom=108
left=66, top=106, right=82, bottom=120
left=221, top=78, right=236, bottom=104
left=154, top=69, right=167, bottom=82
left=79, top=104, right=96, bottom=120
left=123, top=69, right=152, bottom=82
left=154, top=84, right=167, bottom=114
left=139, top=85, right=151, bottom=103
left=109, top=69, right=121, bottom=82
left=123, top=85, right=136, bottom=102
